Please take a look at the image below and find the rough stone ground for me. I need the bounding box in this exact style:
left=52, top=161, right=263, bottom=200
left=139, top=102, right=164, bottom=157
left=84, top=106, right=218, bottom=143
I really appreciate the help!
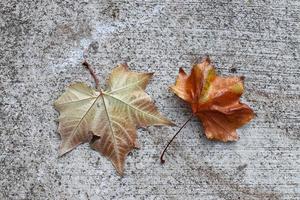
left=1, top=0, right=299, bottom=199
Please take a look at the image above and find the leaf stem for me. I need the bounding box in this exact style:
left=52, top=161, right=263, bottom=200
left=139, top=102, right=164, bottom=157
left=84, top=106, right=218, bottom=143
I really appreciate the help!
left=82, top=60, right=100, bottom=90
left=160, top=113, right=194, bottom=164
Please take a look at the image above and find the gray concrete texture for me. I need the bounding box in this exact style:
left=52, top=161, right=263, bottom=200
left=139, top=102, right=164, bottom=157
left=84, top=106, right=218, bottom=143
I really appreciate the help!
left=1, top=0, right=299, bottom=199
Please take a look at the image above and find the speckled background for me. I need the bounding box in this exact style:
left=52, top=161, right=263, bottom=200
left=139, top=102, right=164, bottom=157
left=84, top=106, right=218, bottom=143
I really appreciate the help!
left=0, top=0, right=299, bottom=199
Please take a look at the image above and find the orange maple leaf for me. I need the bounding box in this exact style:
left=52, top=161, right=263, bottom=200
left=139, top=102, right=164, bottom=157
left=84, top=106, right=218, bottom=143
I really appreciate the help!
left=170, top=57, right=254, bottom=142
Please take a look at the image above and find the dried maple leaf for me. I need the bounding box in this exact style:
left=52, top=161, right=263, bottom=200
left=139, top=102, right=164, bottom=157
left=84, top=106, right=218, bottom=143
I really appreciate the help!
left=54, top=62, right=173, bottom=175
left=161, top=57, right=254, bottom=163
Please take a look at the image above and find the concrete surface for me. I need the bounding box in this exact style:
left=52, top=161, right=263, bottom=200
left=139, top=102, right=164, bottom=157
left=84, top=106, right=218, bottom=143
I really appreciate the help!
left=1, top=0, right=299, bottom=199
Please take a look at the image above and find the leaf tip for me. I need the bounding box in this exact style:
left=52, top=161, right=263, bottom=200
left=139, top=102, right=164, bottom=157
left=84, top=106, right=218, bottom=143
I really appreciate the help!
left=118, top=63, right=129, bottom=70
left=148, top=72, right=154, bottom=77
left=169, top=85, right=177, bottom=94
left=58, top=149, right=67, bottom=157
left=59, top=144, right=74, bottom=156
left=178, top=67, right=186, bottom=74
left=134, top=141, right=140, bottom=149
left=159, top=117, right=176, bottom=127
left=53, top=101, right=58, bottom=109
left=112, top=160, right=125, bottom=176
left=202, top=55, right=211, bottom=64
left=168, top=120, right=176, bottom=126
left=117, top=170, right=124, bottom=176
